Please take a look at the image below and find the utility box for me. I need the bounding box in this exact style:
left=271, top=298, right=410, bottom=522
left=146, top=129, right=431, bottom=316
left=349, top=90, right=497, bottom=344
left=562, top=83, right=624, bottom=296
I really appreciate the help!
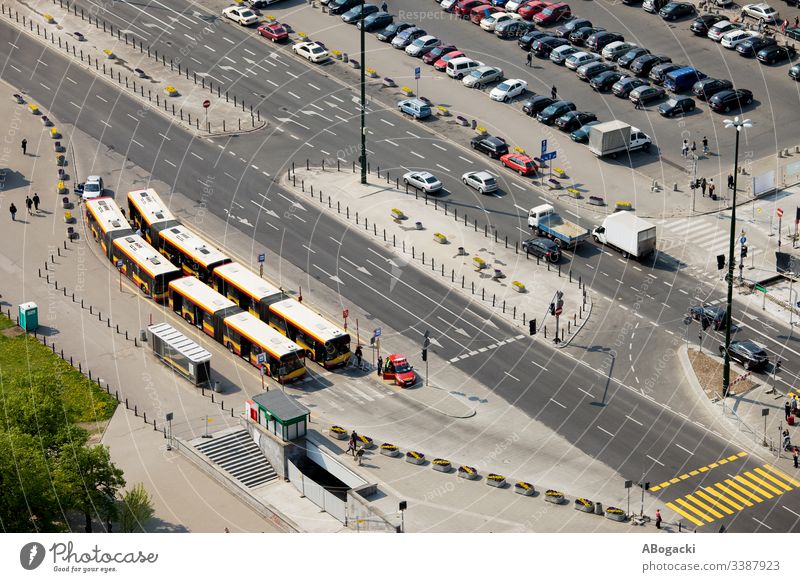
left=18, top=302, right=39, bottom=332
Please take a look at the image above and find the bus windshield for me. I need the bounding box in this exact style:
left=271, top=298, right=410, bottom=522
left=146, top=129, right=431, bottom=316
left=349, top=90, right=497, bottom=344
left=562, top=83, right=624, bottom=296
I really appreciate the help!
left=280, top=351, right=305, bottom=374
left=326, top=335, right=351, bottom=358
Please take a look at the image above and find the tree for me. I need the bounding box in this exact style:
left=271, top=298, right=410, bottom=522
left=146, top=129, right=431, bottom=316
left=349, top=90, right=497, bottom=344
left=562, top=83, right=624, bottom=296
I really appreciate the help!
left=119, top=483, right=155, bottom=533
left=55, top=445, right=125, bottom=533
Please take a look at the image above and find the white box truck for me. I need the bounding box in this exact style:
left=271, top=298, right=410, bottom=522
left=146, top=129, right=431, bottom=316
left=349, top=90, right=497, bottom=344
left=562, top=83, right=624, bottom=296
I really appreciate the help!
left=592, top=211, right=657, bottom=259
left=588, top=120, right=651, bottom=158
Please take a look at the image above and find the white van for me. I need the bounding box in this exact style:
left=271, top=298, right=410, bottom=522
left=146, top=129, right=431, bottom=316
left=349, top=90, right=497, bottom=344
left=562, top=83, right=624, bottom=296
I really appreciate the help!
left=447, top=57, right=484, bottom=79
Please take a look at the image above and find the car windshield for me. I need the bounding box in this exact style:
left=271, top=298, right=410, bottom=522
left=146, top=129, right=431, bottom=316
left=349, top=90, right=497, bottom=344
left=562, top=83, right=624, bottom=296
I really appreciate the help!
left=423, top=176, right=439, bottom=184
left=497, top=82, right=511, bottom=91
left=311, top=47, right=325, bottom=54
left=394, top=361, right=412, bottom=373
left=241, top=10, right=254, bottom=17
left=542, top=7, right=555, bottom=15
left=84, top=183, right=100, bottom=192
left=273, top=26, right=286, bottom=33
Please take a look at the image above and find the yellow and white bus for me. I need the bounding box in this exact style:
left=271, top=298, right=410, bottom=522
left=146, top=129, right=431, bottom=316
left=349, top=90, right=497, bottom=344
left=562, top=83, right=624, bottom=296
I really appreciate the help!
left=156, top=225, right=232, bottom=283
left=222, top=312, right=306, bottom=383
left=111, top=235, right=182, bottom=303
left=84, top=197, right=133, bottom=258
left=211, top=262, right=286, bottom=321
left=268, top=298, right=351, bottom=368
left=168, top=277, right=241, bottom=341
left=126, top=188, right=180, bottom=246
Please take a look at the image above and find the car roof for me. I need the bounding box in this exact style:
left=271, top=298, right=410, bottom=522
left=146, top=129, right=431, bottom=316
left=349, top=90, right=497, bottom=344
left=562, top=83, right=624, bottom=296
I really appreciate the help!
left=474, top=171, right=495, bottom=179
left=735, top=339, right=764, bottom=351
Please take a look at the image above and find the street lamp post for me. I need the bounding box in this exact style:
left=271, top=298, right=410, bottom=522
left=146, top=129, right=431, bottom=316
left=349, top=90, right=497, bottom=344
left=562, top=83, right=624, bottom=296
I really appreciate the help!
left=721, top=116, right=752, bottom=400
left=359, top=0, right=367, bottom=185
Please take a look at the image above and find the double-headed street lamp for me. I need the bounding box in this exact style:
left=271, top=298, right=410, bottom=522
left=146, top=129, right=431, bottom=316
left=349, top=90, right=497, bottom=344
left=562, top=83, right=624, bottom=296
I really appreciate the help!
left=721, top=116, right=752, bottom=399
left=359, top=0, right=367, bottom=185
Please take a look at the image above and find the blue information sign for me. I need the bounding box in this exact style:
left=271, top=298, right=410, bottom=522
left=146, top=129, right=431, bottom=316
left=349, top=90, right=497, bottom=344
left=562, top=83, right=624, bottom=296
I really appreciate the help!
left=541, top=139, right=547, bottom=155
left=740, top=236, right=747, bottom=245
left=258, top=253, right=266, bottom=263
left=541, top=151, right=557, bottom=162
left=414, top=67, right=421, bottom=80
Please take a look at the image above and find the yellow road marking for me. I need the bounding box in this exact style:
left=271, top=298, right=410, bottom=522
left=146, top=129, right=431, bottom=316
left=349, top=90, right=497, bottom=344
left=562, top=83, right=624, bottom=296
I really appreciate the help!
left=763, top=464, right=800, bottom=487
left=679, top=474, right=690, bottom=480
left=743, top=471, right=782, bottom=495
left=704, top=485, right=743, bottom=511
left=666, top=501, right=704, bottom=526
left=670, top=477, right=680, bottom=484
left=699, top=466, right=709, bottom=472
left=676, top=498, right=713, bottom=522
left=737, top=452, right=747, bottom=458
left=689, top=470, right=699, bottom=476
left=718, top=459, right=728, bottom=465
left=708, top=462, right=719, bottom=469
left=754, top=468, right=793, bottom=491
left=716, top=482, right=753, bottom=507
left=732, top=476, right=769, bottom=500
left=695, top=490, right=734, bottom=515
left=685, top=494, right=724, bottom=519
left=652, top=453, right=748, bottom=493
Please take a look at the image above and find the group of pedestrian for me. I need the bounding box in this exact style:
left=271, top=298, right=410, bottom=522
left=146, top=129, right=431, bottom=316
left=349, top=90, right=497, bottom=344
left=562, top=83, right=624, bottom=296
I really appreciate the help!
left=345, top=430, right=365, bottom=465
left=9, top=139, right=42, bottom=222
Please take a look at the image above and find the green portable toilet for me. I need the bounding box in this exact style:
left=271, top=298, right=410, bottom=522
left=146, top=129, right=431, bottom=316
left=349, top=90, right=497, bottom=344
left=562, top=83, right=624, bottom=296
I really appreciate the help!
left=18, top=302, right=39, bottom=332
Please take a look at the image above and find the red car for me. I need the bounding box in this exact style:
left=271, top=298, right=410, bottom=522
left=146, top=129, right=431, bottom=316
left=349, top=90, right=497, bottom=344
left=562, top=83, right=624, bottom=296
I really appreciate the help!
left=423, top=44, right=457, bottom=65
left=433, top=50, right=465, bottom=71
left=501, top=153, right=538, bottom=176
left=257, top=22, right=289, bottom=42
left=455, top=0, right=490, bottom=18
left=518, top=0, right=551, bottom=20
left=533, top=2, right=570, bottom=25
left=382, top=354, right=417, bottom=387
left=470, top=5, right=502, bottom=23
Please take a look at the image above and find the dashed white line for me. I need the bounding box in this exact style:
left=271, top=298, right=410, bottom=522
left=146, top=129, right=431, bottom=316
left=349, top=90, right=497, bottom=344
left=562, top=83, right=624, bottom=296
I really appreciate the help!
left=308, top=83, right=321, bottom=91
left=646, top=455, right=665, bottom=467
left=597, top=426, right=615, bottom=438
left=100, top=120, right=112, bottom=128
left=432, top=143, right=446, bottom=151
left=549, top=398, right=567, bottom=409
left=380, top=119, right=395, bottom=127
left=70, top=101, right=81, bottom=108
left=436, top=164, right=450, bottom=172
left=410, top=151, right=424, bottom=159
left=65, top=76, right=77, bottom=84
left=222, top=37, right=235, bottom=45
left=625, top=415, right=643, bottom=426
left=96, top=94, right=108, bottom=102
left=158, top=133, right=171, bottom=141
left=191, top=152, right=203, bottom=160
left=286, top=71, right=298, bottom=79
left=458, top=155, right=472, bottom=163
left=9, top=64, right=21, bottom=73
left=164, top=159, right=176, bottom=167
left=39, top=83, right=51, bottom=91
left=675, top=443, right=694, bottom=455
left=204, top=44, right=216, bottom=53
left=287, top=91, right=301, bottom=99
left=244, top=48, right=256, bottom=56
left=504, top=372, right=520, bottom=382
left=752, top=518, right=772, bottom=531
left=577, top=387, right=594, bottom=398
left=131, top=139, right=143, bottom=147
left=302, top=244, right=316, bottom=254
left=266, top=79, right=279, bottom=87
left=37, top=59, right=48, bottom=67
left=384, top=139, right=399, bottom=147
left=406, top=131, right=420, bottom=138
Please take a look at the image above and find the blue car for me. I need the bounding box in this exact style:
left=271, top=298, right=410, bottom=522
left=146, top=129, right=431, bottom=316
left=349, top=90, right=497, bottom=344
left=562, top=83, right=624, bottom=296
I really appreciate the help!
left=491, top=0, right=509, bottom=5
left=398, top=98, right=432, bottom=119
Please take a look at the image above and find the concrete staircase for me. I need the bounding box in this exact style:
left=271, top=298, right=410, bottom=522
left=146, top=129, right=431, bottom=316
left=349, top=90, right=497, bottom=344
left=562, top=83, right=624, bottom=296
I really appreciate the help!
left=194, top=429, right=277, bottom=488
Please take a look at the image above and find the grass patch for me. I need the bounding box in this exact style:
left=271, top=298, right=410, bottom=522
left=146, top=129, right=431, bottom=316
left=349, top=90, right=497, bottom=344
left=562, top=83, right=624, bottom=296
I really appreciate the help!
left=688, top=348, right=756, bottom=400
left=0, top=315, right=116, bottom=424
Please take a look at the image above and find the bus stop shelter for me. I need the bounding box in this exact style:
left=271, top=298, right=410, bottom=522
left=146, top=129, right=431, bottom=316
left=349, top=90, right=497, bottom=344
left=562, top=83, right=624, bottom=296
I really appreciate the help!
left=147, top=322, right=212, bottom=386
left=248, top=392, right=310, bottom=442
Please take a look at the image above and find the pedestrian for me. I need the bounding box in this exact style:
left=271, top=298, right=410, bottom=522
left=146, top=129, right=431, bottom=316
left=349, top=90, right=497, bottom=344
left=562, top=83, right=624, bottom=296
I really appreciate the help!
left=347, top=431, right=358, bottom=456
left=25, top=196, right=33, bottom=215
left=794, top=16, right=799, bottom=28
left=740, top=8, right=746, bottom=22
left=526, top=51, right=532, bottom=67
left=655, top=509, right=662, bottom=529
left=727, top=174, right=734, bottom=191
left=9, top=202, right=17, bottom=221
left=634, top=97, right=642, bottom=110
left=32, top=193, right=40, bottom=213
left=690, top=141, right=697, bottom=156
left=355, top=446, right=364, bottom=466
left=701, top=177, right=707, bottom=197
left=786, top=401, right=792, bottom=421
left=681, top=139, right=688, bottom=158
left=782, top=19, right=787, bottom=35
left=355, top=345, right=363, bottom=368
left=21, top=138, right=27, bottom=156
left=224, top=527, right=230, bottom=533
left=381, top=0, right=388, bottom=12
left=551, top=85, right=557, bottom=100
left=794, top=447, right=799, bottom=469
left=708, top=178, right=715, bottom=198
left=791, top=397, right=798, bottom=416
left=376, top=357, right=383, bottom=376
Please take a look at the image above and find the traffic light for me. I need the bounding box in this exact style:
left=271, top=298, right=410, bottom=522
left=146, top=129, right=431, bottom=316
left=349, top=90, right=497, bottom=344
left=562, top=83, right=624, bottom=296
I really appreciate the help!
left=422, top=348, right=427, bottom=362
left=529, top=318, right=537, bottom=336
left=741, top=245, right=748, bottom=258
left=702, top=319, right=710, bottom=331
left=549, top=302, right=555, bottom=315
left=717, top=254, right=726, bottom=270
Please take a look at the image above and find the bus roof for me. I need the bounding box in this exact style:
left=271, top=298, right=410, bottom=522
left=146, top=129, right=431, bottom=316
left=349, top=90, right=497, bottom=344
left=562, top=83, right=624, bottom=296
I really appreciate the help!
left=169, top=276, right=236, bottom=314
left=127, top=188, right=177, bottom=227
left=223, top=312, right=304, bottom=359
left=113, top=235, right=181, bottom=278
left=159, top=226, right=230, bottom=268
left=269, top=298, right=346, bottom=344
left=85, top=197, right=132, bottom=236
left=213, top=262, right=284, bottom=301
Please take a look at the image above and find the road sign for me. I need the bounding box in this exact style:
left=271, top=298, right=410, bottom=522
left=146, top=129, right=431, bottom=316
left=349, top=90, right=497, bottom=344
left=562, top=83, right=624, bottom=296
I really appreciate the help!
left=258, top=253, right=266, bottom=263
left=257, top=352, right=266, bottom=365
left=778, top=208, right=784, bottom=218
left=540, top=139, right=547, bottom=155
left=740, top=236, right=747, bottom=245
left=343, top=309, right=349, bottom=319
left=414, top=67, right=421, bottom=80
left=555, top=307, right=563, bottom=316
left=374, top=327, right=382, bottom=338
left=202, top=99, right=211, bottom=109
left=116, top=260, right=124, bottom=269
left=541, top=151, right=557, bottom=162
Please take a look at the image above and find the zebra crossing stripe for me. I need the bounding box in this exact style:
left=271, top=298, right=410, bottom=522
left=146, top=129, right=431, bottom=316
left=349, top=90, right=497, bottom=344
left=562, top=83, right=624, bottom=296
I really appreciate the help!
left=728, top=478, right=765, bottom=502
left=763, top=464, right=800, bottom=487
left=744, top=471, right=783, bottom=495
left=703, top=485, right=743, bottom=511
left=666, top=501, right=704, bottom=526
left=714, top=482, right=753, bottom=507
left=695, top=490, right=734, bottom=515
left=755, top=467, right=793, bottom=491
left=685, top=494, right=724, bottom=519
left=676, top=498, right=713, bottom=523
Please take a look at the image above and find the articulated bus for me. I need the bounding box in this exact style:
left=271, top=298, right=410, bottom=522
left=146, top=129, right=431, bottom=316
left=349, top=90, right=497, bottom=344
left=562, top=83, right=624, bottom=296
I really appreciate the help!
left=212, top=262, right=286, bottom=321
left=168, top=277, right=241, bottom=341
left=84, top=197, right=133, bottom=258
left=268, top=298, right=351, bottom=368
left=111, top=235, right=182, bottom=303
left=126, top=189, right=180, bottom=246
left=157, top=225, right=231, bottom=283
left=222, top=312, right=306, bottom=383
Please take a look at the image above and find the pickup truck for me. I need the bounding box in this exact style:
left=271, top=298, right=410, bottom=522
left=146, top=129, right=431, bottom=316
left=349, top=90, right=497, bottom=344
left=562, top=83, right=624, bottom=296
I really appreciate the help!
left=528, top=204, right=589, bottom=249
left=592, top=211, right=657, bottom=259
left=587, top=120, right=651, bottom=157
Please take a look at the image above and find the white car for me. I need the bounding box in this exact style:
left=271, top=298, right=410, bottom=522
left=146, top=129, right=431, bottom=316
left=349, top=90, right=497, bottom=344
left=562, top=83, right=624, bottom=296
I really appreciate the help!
left=462, top=171, right=498, bottom=194
left=292, top=41, right=329, bottom=63
left=463, top=65, right=504, bottom=88
left=489, top=79, right=528, bottom=102
left=565, top=51, right=601, bottom=70
left=505, top=0, right=526, bottom=11
left=707, top=20, right=742, bottom=41
left=82, top=175, right=104, bottom=200
left=480, top=13, right=521, bottom=32
left=440, top=0, right=458, bottom=10
left=550, top=45, right=580, bottom=65
left=602, top=41, right=637, bottom=61
left=742, top=2, right=780, bottom=23
left=405, top=35, right=440, bottom=57
left=403, top=171, right=443, bottom=193
left=222, top=6, right=258, bottom=26
left=720, top=29, right=760, bottom=49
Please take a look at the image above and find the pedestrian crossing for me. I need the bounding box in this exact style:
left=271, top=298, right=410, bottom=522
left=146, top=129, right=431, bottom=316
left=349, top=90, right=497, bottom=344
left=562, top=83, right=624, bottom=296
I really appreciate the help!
left=651, top=451, right=748, bottom=492
left=655, top=217, right=737, bottom=257
left=295, top=377, right=399, bottom=411
left=665, top=464, right=800, bottom=527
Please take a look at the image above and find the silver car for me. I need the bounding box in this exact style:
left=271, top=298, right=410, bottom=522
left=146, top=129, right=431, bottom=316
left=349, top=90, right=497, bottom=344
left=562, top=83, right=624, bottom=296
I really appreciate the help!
left=565, top=51, right=601, bottom=70
left=463, top=65, right=503, bottom=88
left=405, top=34, right=440, bottom=57
left=550, top=45, right=580, bottom=65
left=462, top=171, right=498, bottom=194
left=403, top=170, right=443, bottom=193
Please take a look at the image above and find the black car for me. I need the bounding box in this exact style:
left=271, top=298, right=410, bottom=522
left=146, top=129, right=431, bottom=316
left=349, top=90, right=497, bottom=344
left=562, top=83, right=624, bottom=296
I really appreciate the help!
left=586, top=31, right=624, bottom=52
left=532, top=36, right=569, bottom=57
left=470, top=135, right=509, bottom=159
left=577, top=61, right=616, bottom=81
left=589, top=70, right=624, bottom=91
left=569, top=26, right=604, bottom=46
left=555, top=111, right=598, bottom=131
left=328, top=0, right=360, bottom=15
left=736, top=35, right=777, bottom=57
left=359, top=11, right=393, bottom=31
left=522, top=95, right=555, bottom=115
left=649, top=63, right=684, bottom=84
left=757, top=44, right=797, bottom=64
left=791, top=64, right=800, bottom=80
left=342, top=3, right=379, bottom=23
left=621, top=0, right=642, bottom=4
left=519, top=31, right=554, bottom=50
left=522, top=237, right=561, bottom=262
left=612, top=76, right=649, bottom=97
left=658, top=96, right=696, bottom=116
left=719, top=340, right=768, bottom=371
left=630, top=54, right=671, bottom=76
left=631, top=85, right=666, bottom=105
left=659, top=1, right=695, bottom=20
left=690, top=14, right=725, bottom=35
left=537, top=100, right=577, bottom=124
left=692, top=77, right=733, bottom=100
left=375, top=21, right=412, bottom=42
left=554, top=18, right=592, bottom=38
left=618, top=47, right=650, bottom=68
left=689, top=305, right=727, bottom=330
left=496, top=20, right=535, bottom=39
left=708, top=88, right=753, bottom=112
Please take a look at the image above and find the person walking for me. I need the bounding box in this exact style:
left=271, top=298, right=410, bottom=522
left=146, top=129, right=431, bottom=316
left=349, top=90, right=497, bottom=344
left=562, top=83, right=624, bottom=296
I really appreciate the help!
left=355, top=446, right=364, bottom=465
left=786, top=401, right=792, bottom=421
left=381, top=0, right=388, bottom=12
left=346, top=431, right=358, bottom=456
left=708, top=179, right=715, bottom=198
left=690, top=141, right=697, bottom=156
left=376, top=356, right=383, bottom=376
left=32, top=193, right=40, bottom=213
left=727, top=174, right=734, bottom=191
left=794, top=15, right=799, bottom=28
left=25, top=196, right=33, bottom=215
left=551, top=85, right=557, bottom=100
left=701, top=177, right=707, bottom=197
left=526, top=51, right=532, bottom=67
left=633, top=97, right=642, bottom=110
left=355, top=345, right=363, bottom=368
left=681, top=139, right=689, bottom=158
left=21, top=139, right=27, bottom=156
left=702, top=136, right=709, bottom=155
left=794, top=447, right=799, bottom=469
left=9, top=202, right=17, bottom=221
left=655, top=509, right=662, bottom=529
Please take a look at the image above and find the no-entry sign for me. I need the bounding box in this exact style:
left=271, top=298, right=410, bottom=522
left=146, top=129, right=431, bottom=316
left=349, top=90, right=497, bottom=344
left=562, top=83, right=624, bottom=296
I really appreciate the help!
left=202, top=100, right=211, bottom=109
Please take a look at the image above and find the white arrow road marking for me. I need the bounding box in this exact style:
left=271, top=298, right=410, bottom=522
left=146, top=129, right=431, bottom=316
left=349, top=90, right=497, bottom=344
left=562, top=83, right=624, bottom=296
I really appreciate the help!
left=436, top=316, right=470, bottom=337
left=277, top=193, right=306, bottom=211
left=341, top=256, right=372, bottom=276
left=250, top=200, right=280, bottom=219
left=300, top=110, right=334, bottom=123
left=275, top=117, right=310, bottom=130
left=315, top=264, right=344, bottom=285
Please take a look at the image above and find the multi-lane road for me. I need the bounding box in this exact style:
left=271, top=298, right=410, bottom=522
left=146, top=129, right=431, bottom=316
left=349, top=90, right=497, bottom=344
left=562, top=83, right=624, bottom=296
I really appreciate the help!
left=3, top=0, right=800, bottom=531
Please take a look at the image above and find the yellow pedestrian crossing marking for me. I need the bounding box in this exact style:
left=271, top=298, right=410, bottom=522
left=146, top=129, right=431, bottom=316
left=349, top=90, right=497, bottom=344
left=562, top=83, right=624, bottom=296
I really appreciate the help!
left=650, top=452, right=748, bottom=492
left=665, top=464, right=795, bottom=528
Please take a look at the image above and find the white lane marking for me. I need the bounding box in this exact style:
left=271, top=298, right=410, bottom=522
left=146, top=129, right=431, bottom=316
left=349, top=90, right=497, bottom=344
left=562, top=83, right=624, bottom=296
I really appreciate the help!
left=164, top=159, right=176, bottom=167
left=286, top=71, right=298, bottom=79
left=384, top=139, right=399, bottom=147
left=675, top=443, right=694, bottom=455
left=158, top=133, right=171, bottom=141
left=380, top=118, right=395, bottom=127
left=504, top=372, right=520, bottom=382
left=96, top=94, right=108, bottom=102
left=37, top=59, right=49, bottom=67
left=100, top=120, right=112, bottom=128
left=287, top=91, right=301, bottom=99
left=626, top=415, right=643, bottom=426
left=512, top=183, right=526, bottom=190
left=550, top=398, right=567, bottom=409
left=184, top=33, right=195, bottom=40
left=458, top=155, right=472, bottom=163
left=40, top=83, right=51, bottom=91
left=406, top=131, right=420, bottom=138
left=70, top=101, right=81, bottom=108
left=308, top=83, right=321, bottom=91
left=752, top=518, right=772, bottom=531
left=410, top=151, right=424, bottom=159
left=302, top=244, right=316, bottom=254
left=222, top=36, right=235, bottom=45
left=646, top=455, right=665, bottom=467
left=577, top=387, right=594, bottom=398
left=436, top=164, right=450, bottom=172
left=330, top=94, right=344, bottom=102
left=191, top=57, right=203, bottom=64
left=329, top=237, right=342, bottom=245
left=782, top=505, right=800, bottom=519
left=266, top=79, right=279, bottom=87
left=244, top=49, right=256, bottom=56
left=251, top=164, right=259, bottom=170
left=597, top=426, right=615, bottom=438
left=204, top=45, right=216, bottom=52
left=432, top=143, right=446, bottom=151
left=663, top=281, right=673, bottom=287
left=65, top=76, right=77, bottom=84
left=191, top=152, right=203, bottom=160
